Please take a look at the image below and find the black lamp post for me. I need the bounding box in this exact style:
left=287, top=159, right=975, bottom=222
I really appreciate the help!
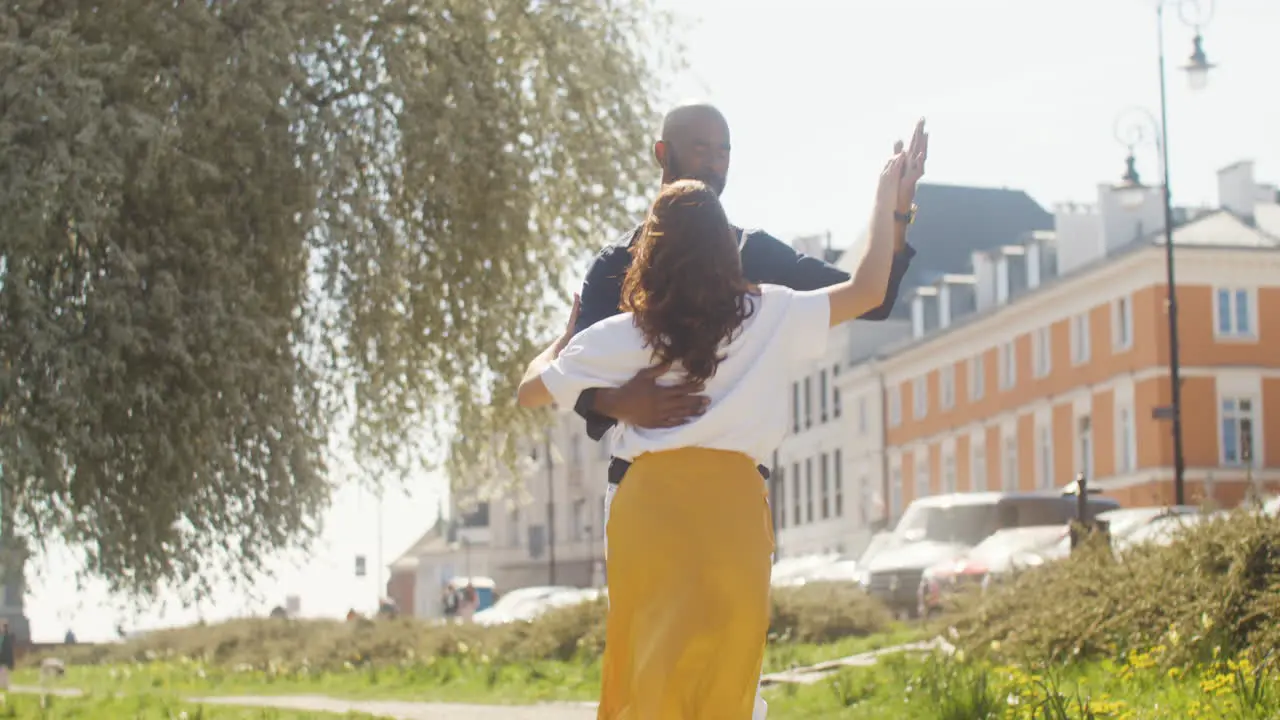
left=1110, top=0, right=1215, bottom=507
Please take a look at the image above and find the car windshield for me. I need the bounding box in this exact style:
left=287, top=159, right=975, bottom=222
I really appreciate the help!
left=896, top=504, right=999, bottom=546
left=896, top=497, right=1118, bottom=548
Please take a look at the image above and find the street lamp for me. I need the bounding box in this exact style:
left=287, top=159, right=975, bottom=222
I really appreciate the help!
left=1108, top=0, right=1215, bottom=507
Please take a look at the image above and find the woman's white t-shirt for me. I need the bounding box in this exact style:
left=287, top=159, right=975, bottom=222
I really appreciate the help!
left=540, top=284, right=831, bottom=467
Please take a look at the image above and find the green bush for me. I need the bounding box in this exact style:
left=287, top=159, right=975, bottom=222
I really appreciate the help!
left=37, top=581, right=888, bottom=670
left=951, top=510, right=1280, bottom=667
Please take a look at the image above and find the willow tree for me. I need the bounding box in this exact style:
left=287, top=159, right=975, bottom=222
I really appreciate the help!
left=0, top=0, right=674, bottom=596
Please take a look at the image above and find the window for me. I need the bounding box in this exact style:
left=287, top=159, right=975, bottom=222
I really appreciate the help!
left=804, top=377, right=813, bottom=429
left=1216, top=288, right=1254, bottom=338
left=776, top=466, right=787, bottom=530
left=1221, top=398, right=1257, bottom=466
left=1071, top=313, right=1091, bottom=365
left=1077, top=415, right=1094, bottom=479
left=858, top=474, right=871, bottom=525
left=969, top=354, right=986, bottom=400
left=913, top=376, right=928, bottom=419
left=915, top=461, right=930, bottom=499
left=940, top=365, right=956, bottom=410
left=1033, top=327, right=1052, bottom=378
left=820, top=453, right=831, bottom=519
left=999, top=341, right=1016, bottom=390
left=572, top=498, right=586, bottom=541
left=971, top=442, right=988, bottom=492
left=833, top=365, right=843, bottom=419
left=1113, top=296, right=1133, bottom=350
left=858, top=396, right=868, bottom=434
left=1117, top=406, right=1136, bottom=474
left=1003, top=434, right=1018, bottom=491
left=792, top=463, right=802, bottom=526
left=890, top=467, right=903, bottom=517
left=819, top=370, right=829, bottom=423
left=805, top=458, right=814, bottom=522
left=508, top=508, right=522, bottom=547
left=942, top=452, right=956, bottom=494
left=834, top=450, right=844, bottom=517
left=792, top=382, right=800, bottom=433
left=888, top=386, right=902, bottom=427
left=528, top=525, right=546, bottom=558
left=1037, top=425, right=1054, bottom=489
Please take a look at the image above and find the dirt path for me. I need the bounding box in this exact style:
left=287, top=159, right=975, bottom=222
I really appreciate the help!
left=189, top=695, right=598, bottom=720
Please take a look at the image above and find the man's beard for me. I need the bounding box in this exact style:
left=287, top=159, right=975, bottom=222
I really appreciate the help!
left=667, top=149, right=726, bottom=196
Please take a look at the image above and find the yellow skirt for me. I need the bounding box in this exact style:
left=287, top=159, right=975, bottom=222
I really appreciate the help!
left=598, top=448, right=775, bottom=720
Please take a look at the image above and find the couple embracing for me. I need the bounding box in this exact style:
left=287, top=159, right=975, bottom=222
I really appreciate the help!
left=518, top=102, right=928, bottom=719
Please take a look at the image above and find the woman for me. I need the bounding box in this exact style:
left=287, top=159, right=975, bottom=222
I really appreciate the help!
left=517, top=146, right=921, bottom=718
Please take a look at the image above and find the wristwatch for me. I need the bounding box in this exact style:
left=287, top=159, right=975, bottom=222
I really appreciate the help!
left=894, top=204, right=917, bottom=225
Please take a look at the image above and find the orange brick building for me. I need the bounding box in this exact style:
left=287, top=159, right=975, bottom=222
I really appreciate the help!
left=878, top=166, right=1279, bottom=514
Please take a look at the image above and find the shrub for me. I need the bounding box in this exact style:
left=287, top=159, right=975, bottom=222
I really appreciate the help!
left=951, top=510, right=1280, bottom=668
left=37, top=581, right=888, bottom=669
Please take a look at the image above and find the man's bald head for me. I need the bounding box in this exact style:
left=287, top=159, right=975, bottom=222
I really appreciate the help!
left=654, top=102, right=731, bottom=196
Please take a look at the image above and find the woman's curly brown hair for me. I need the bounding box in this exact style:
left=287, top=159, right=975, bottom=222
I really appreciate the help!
left=620, top=179, right=758, bottom=384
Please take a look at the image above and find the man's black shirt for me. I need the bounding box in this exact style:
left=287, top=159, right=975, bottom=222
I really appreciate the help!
left=572, top=224, right=916, bottom=442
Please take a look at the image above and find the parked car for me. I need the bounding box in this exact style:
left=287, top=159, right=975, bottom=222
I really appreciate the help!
left=1263, top=495, right=1279, bottom=518
left=1114, top=510, right=1226, bottom=552
left=917, top=525, right=1070, bottom=617
left=1095, top=506, right=1200, bottom=549
left=777, top=557, right=862, bottom=587
left=862, top=491, right=1120, bottom=618
left=471, top=585, right=601, bottom=626
left=770, top=553, right=841, bottom=587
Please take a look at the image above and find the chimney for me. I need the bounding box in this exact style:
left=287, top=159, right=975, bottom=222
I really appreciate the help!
left=910, top=287, right=940, bottom=338
left=1218, top=161, right=1257, bottom=224
left=972, top=250, right=998, bottom=311
left=1096, top=182, right=1164, bottom=255
left=1053, top=202, right=1104, bottom=275
left=937, top=275, right=977, bottom=328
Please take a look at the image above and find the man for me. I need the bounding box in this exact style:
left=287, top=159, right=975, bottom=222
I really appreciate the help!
left=574, top=103, right=924, bottom=508
left=572, top=103, right=926, bottom=718
left=0, top=621, right=12, bottom=691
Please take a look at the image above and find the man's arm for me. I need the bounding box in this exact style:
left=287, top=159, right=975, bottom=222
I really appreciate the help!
left=748, top=227, right=915, bottom=320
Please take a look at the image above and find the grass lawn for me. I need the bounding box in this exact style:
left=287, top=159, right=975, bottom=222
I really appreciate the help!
left=17, top=629, right=922, bottom=706
left=0, top=690, right=386, bottom=719
left=764, top=647, right=1280, bottom=719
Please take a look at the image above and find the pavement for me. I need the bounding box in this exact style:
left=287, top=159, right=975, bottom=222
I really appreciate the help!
left=11, top=639, right=951, bottom=719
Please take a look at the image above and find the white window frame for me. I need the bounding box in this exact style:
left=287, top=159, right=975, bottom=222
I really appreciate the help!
left=1037, top=424, right=1054, bottom=489
left=971, top=441, right=987, bottom=492
left=1116, top=405, right=1136, bottom=474
left=915, top=461, right=930, bottom=499
left=1070, top=313, right=1091, bottom=365
left=1077, top=415, right=1095, bottom=480
left=1033, top=327, right=1052, bottom=378
left=1219, top=396, right=1259, bottom=467
left=1002, top=434, right=1019, bottom=491
left=1112, top=295, right=1133, bottom=352
left=1214, top=287, right=1256, bottom=340
left=942, top=452, right=956, bottom=494
left=998, top=341, right=1016, bottom=390
left=969, top=355, right=986, bottom=401
left=940, top=365, right=956, bottom=411
left=913, top=376, right=928, bottom=420
left=888, top=386, right=902, bottom=427
left=890, top=467, right=903, bottom=517
left=858, top=396, right=869, bottom=435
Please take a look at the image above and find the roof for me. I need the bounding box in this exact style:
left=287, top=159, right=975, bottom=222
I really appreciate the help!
left=840, top=183, right=1055, bottom=317
left=872, top=207, right=1279, bottom=363
left=388, top=521, right=451, bottom=572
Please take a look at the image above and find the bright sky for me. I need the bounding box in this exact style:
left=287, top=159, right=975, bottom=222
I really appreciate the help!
left=25, top=0, right=1280, bottom=643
